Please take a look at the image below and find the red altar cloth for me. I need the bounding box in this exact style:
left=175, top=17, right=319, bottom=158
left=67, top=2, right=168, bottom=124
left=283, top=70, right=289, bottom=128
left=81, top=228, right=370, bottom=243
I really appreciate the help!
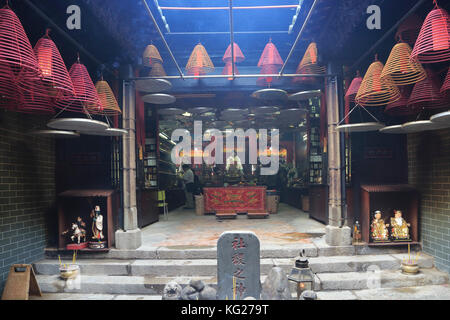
left=204, top=187, right=266, bottom=213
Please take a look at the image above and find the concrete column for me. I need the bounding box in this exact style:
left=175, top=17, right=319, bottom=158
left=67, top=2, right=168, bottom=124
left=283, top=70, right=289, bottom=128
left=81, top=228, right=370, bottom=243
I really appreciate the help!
left=115, top=77, right=142, bottom=249
left=325, top=64, right=351, bottom=246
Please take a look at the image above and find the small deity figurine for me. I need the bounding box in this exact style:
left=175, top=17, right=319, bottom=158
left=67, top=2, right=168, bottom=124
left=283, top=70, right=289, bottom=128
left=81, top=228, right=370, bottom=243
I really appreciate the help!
left=353, top=220, right=362, bottom=244
left=371, top=210, right=390, bottom=242
left=90, top=206, right=104, bottom=241
left=62, top=216, right=86, bottom=244
left=390, top=210, right=411, bottom=241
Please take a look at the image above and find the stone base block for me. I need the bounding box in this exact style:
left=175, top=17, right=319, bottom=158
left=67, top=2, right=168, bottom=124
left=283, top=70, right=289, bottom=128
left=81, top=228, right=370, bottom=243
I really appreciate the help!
left=115, top=229, right=142, bottom=250
left=325, top=225, right=352, bottom=246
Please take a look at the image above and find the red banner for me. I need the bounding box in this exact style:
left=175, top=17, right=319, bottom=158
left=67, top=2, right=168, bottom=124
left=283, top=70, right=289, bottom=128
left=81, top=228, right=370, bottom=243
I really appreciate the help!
left=204, top=187, right=266, bottom=213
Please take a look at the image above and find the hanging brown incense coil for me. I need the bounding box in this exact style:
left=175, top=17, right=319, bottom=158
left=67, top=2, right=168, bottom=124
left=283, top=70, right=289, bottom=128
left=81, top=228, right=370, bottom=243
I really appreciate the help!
left=149, top=60, right=167, bottom=77
left=186, top=43, right=214, bottom=76
left=93, top=80, right=121, bottom=116
left=293, top=42, right=325, bottom=83
left=381, top=42, right=426, bottom=85
left=143, top=44, right=163, bottom=67
left=355, top=58, right=401, bottom=107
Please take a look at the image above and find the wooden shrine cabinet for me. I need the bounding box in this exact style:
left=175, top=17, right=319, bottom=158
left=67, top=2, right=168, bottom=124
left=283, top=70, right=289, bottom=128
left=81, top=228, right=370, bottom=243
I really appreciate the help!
left=57, top=189, right=119, bottom=250
left=360, top=185, right=419, bottom=245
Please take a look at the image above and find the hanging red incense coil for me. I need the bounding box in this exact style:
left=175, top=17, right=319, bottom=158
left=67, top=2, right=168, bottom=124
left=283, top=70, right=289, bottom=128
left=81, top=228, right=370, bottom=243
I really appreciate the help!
left=55, top=61, right=103, bottom=113
left=222, top=61, right=239, bottom=80
left=410, top=7, right=450, bottom=64
left=17, top=80, right=56, bottom=114
left=223, top=42, right=245, bottom=63
left=32, top=31, right=75, bottom=99
left=257, top=41, right=283, bottom=67
left=408, top=69, right=450, bottom=111
left=0, top=6, right=41, bottom=75
left=222, top=42, right=244, bottom=80
left=0, top=63, right=21, bottom=110
left=257, top=64, right=281, bottom=86
left=257, top=40, right=283, bottom=85
left=381, top=42, right=426, bottom=85
left=441, top=67, right=450, bottom=94
left=186, top=43, right=214, bottom=76
left=395, top=14, right=423, bottom=46
left=385, top=86, right=417, bottom=116
left=345, top=72, right=363, bottom=102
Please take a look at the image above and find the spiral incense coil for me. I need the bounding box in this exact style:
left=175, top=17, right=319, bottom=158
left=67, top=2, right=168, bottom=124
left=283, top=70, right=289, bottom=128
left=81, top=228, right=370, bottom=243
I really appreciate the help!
left=441, top=67, right=450, bottom=94
left=55, top=62, right=103, bottom=113
left=408, top=69, right=450, bottom=111
left=32, top=34, right=75, bottom=99
left=149, top=60, right=167, bottom=77
left=345, top=73, right=363, bottom=103
left=223, top=42, right=245, bottom=63
left=381, top=42, right=426, bottom=85
left=257, top=64, right=281, bottom=86
left=257, top=40, right=283, bottom=68
left=93, top=80, right=121, bottom=116
left=0, top=7, right=41, bottom=77
left=186, top=43, right=214, bottom=76
left=223, top=61, right=239, bottom=80
left=410, top=7, right=450, bottom=64
left=385, top=86, right=417, bottom=116
left=143, top=44, right=163, bottom=67
left=0, top=63, right=21, bottom=110
left=356, top=60, right=401, bottom=107
left=293, top=42, right=325, bottom=83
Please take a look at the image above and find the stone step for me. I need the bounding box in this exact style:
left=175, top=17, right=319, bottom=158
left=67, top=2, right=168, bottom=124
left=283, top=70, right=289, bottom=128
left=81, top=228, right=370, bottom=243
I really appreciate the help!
left=317, top=268, right=448, bottom=291
left=36, top=274, right=267, bottom=295
left=308, top=252, right=434, bottom=273
left=44, top=239, right=421, bottom=260
left=30, top=293, right=163, bottom=300
left=315, top=284, right=450, bottom=300
left=34, top=253, right=434, bottom=277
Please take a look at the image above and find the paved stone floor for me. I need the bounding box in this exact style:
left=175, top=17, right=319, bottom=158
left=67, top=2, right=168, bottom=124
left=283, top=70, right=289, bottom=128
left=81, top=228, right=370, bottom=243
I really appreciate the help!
left=139, top=203, right=326, bottom=249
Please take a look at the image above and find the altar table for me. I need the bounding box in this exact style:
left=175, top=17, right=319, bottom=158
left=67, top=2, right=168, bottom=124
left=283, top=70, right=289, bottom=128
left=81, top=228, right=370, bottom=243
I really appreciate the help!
left=204, top=187, right=267, bottom=213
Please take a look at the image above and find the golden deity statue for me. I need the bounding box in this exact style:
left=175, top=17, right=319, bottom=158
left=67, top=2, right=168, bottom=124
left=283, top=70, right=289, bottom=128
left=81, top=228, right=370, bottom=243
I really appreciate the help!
left=371, top=210, right=390, bottom=242
left=390, top=210, right=411, bottom=241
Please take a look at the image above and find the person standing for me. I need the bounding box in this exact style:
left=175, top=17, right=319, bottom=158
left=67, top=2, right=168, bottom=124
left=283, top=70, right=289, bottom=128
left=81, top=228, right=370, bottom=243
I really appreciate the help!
left=182, top=164, right=195, bottom=209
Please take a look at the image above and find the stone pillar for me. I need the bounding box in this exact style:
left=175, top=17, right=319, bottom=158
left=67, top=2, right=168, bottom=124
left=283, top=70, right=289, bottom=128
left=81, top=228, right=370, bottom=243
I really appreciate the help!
left=325, top=63, right=351, bottom=246
left=115, top=76, right=142, bottom=249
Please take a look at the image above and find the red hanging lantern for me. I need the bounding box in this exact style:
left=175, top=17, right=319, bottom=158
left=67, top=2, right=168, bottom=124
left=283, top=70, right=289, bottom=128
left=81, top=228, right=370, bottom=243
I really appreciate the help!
left=408, top=69, right=450, bottom=111
left=55, top=61, right=103, bottom=113
left=441, top=67, right=450, bottom=94
left=257, top=40, right=283, bottom=86
left=410, top=6, right=450, bottom=64
left=395, top=14, right=423, bottom=46
left=0, top=6, right=40, bottom=78
left=385, top=86, right=417, bottom=116
left=32, top=30, right=75, bottom=99
left=186, top=43, right=214, bottom=76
